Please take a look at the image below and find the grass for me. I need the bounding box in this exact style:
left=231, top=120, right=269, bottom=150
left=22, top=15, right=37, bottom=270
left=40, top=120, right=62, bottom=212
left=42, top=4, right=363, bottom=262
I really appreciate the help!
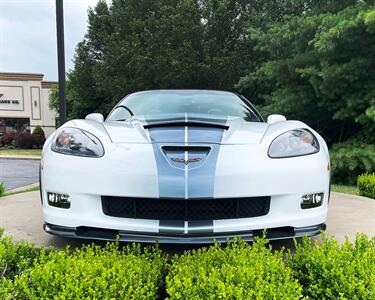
left=1, top=185, right=40, bottom=198
left=331, top=184, right=359, bottom=196
left=0, top=149, right=42, bottom=156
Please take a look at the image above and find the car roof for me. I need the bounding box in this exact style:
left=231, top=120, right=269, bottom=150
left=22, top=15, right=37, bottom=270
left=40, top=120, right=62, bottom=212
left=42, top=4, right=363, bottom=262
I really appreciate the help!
left=128, top=89, right=237, bottom=96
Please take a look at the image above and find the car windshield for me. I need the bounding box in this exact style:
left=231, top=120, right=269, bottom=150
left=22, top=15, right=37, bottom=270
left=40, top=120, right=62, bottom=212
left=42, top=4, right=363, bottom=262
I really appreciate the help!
left=107, top=90, right=262, bottom=122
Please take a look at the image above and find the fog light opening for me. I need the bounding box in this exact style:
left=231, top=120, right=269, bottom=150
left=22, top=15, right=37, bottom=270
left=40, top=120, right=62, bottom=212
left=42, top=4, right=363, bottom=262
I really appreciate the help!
left=301, top=193, right=323, bottom=209
left=47, top=192, right=70, bottom=209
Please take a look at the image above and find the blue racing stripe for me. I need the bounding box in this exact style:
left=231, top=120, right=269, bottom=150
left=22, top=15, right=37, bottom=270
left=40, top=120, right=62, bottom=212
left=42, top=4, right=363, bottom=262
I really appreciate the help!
left=187, top=129, right=225, bottom=198
left=148, top=126, right=185, bottom=198
left=147, top=114, right=227, bottom=200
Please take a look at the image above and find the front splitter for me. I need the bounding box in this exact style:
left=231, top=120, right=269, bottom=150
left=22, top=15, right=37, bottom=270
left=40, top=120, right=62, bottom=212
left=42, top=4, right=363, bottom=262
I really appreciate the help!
left=44, top=223, right=326, bottom=244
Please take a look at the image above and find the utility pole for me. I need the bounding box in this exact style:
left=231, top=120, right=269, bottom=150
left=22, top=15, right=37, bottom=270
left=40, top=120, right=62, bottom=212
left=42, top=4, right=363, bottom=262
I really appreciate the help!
left=55, top=0, right=66, bottom=125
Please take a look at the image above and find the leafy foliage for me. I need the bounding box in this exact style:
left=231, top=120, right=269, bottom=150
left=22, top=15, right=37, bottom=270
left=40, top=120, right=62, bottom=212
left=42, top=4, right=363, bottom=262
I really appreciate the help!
left=237, top=1, right=375, bottom=145
left=49, top=0, right=311, bottom=118
left=0, top=230, right=42, bottom=295
left=31, top=126, right=46, bottom=148
left=357, top=173, right=375, bottom=199
left=2, top=242, right=166, bottom=299
left=0, top=130, right=45, bottom=149
left=0, top=183, right=5, bottom=197
left=14, top=132, right=34, bottom=149
left=286, top=234, right=375, bottom=299
left=0, top=132, right=15, bottom=147
left=166, top=238, right=302, bottom=299
left=1, top=228, right=375, bottom=299
left=330, top=139, right=375, bottom=184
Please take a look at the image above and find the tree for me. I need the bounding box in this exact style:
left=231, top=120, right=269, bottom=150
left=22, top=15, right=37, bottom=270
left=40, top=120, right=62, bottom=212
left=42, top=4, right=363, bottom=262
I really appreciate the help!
left=237, top=1, right=375, bottom=145
left=54, top=0, right=313, bottom=119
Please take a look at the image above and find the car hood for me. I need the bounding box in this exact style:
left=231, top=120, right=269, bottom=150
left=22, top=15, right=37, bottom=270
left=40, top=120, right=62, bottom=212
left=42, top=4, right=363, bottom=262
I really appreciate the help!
left=103, top=113, right=269, bottom=145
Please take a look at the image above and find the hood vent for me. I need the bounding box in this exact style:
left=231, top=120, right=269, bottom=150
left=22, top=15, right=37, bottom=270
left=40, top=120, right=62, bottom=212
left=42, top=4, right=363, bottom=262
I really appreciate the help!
left=162, top=146, right=211, bottom=152
left=144, top=121, right=229, bottom=130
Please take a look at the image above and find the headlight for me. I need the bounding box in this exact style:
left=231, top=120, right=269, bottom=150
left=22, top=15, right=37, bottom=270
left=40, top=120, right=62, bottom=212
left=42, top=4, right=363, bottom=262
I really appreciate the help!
left=52, top=127, right=104, bottom=157
left=268, top=129, right=319, bottom=158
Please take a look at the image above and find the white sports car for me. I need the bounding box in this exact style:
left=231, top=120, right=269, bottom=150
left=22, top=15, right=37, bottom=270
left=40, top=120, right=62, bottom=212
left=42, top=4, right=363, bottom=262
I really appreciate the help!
left=40, top=90, right=330, bottom=243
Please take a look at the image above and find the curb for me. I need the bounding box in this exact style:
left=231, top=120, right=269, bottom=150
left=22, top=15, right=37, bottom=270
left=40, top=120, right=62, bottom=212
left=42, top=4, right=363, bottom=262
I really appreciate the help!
left=0, top=155, right=41, bottom=160
left=4, top=183, right=39, bottom=194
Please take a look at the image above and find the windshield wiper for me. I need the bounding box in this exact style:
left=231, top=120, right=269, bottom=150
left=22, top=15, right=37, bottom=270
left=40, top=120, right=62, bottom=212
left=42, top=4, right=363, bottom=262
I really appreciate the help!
left=117, top=105, right=134, bottom=116
left=113, top=119, right=129, bottom=121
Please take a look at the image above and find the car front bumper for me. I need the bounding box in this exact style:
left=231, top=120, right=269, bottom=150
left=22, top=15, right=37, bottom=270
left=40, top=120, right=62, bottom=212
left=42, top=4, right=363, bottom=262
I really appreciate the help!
left=44, top=222, right=326, bottom=244
left=41, top=142, right=330, bottom=243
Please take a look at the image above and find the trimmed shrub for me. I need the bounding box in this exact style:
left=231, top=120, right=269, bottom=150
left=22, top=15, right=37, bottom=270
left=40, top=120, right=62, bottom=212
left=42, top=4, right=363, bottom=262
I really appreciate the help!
left=1, top=228, right=374, bottom=299
left=330, top=140, right=375, bottom=184
left=357, top=173, right=375, bottom=199
left=0, top=132, right=15, bottom=147
left=2, top=242, right=166, bottom=299
left=14, top=132, right=34, bottom=149
left=0, top=182, right=5, bottom=196
left=286, top=234, right=375, bottom=299
left=166, top=238, right=303, bottom=299
left=0, top=230, right=41, bottom=280
left=31, top=126, right=46, bottom=148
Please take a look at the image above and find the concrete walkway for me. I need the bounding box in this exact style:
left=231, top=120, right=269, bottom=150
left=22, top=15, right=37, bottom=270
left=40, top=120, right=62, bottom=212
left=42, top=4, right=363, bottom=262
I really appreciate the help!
left=0, top=191, right=374, bottom=249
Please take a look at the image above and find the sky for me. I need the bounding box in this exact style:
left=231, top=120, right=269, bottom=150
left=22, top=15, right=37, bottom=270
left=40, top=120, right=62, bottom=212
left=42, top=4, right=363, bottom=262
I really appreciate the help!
left=0, top=0, right=103, bottom=81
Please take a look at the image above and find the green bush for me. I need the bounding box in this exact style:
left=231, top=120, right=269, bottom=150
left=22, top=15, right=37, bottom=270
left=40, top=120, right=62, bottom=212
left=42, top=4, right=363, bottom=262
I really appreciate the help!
left=357, top=173, right=375, bottom=199
left=2, top=242, right=166, bottom=299
left=31, top=126, right=46, bottom=148
left=166, top=238, right=302, bottom=299
left=286, top=234, right=375, bottom=299
left=0, top=229, right=41, bottom=280
left=330, top=140, right=375, bottom=184
left=1, top=227, right=374, bottom=299
left=0, top=182, right=5, bottom=197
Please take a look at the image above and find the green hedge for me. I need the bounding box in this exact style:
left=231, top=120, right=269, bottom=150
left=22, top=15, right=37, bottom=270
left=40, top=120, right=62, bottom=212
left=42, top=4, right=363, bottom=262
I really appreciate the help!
left=1, top=238, right=166, bottom=299
left=0, top=229, right=43, bottom=296
left=286, top=234, right=375, bottom=299
left=357, top=173, right=375, bottom=199
left=1, top=229, right=375, bottom=299
left=31, top=125, right=46, bottom=148
left=166, top=238, right=302, bottom=299
left=0, top=229, right=41, bottom=280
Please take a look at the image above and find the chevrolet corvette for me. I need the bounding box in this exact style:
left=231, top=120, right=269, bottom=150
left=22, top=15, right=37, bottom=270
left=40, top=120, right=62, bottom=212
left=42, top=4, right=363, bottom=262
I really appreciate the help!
left=40, top=90, right=330, bottom=243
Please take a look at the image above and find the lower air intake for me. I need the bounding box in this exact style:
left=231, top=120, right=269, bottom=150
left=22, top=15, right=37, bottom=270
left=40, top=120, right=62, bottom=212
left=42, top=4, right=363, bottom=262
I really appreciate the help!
left=101, top=196, right=270, bottom=221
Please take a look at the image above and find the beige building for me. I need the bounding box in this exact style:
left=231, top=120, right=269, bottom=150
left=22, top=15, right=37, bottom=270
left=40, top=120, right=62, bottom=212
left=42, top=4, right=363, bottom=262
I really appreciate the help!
left=0, top=72, right=57, bottom=138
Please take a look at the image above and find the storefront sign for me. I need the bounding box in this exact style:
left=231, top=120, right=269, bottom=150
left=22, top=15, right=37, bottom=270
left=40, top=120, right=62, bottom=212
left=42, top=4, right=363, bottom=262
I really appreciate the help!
left=0, top=99, right=20, bottom=105
left=0, top=86, right=24, bottom=111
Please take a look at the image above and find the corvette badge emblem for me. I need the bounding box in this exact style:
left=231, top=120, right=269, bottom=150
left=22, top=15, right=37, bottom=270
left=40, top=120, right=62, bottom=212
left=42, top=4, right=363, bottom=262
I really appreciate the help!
left=170, top=157, right=202, bottom=165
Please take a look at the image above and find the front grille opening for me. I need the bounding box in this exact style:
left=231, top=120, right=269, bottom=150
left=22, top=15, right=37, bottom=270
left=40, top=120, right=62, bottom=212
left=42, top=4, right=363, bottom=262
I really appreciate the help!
left=253, top=227, right=295, bottom=239
left=102, top=196, right=270, bottom=221
left=76, top=227, right=119, bottom=239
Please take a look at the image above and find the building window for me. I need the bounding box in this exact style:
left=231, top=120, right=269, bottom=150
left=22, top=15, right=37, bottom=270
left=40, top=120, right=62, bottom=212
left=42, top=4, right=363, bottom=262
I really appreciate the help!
left=0, top=118, right=30, bottom=137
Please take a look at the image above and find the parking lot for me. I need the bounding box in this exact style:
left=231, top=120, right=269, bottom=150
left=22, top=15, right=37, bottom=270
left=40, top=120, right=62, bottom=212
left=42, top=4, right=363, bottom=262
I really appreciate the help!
left=0, top=158, right=40, bottom=190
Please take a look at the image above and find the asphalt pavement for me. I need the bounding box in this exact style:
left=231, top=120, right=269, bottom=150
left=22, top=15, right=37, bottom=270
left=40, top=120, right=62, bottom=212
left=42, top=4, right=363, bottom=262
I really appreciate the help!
left=0, top=191, right=373, bottom=251
left=0, top=158, right=40, bottom=191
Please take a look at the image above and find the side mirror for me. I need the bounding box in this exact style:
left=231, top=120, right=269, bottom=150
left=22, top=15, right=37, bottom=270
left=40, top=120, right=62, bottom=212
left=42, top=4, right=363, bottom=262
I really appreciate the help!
left=267, top=114, right=286, bottom=124
left=85, top=113, right=104, bottom=123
